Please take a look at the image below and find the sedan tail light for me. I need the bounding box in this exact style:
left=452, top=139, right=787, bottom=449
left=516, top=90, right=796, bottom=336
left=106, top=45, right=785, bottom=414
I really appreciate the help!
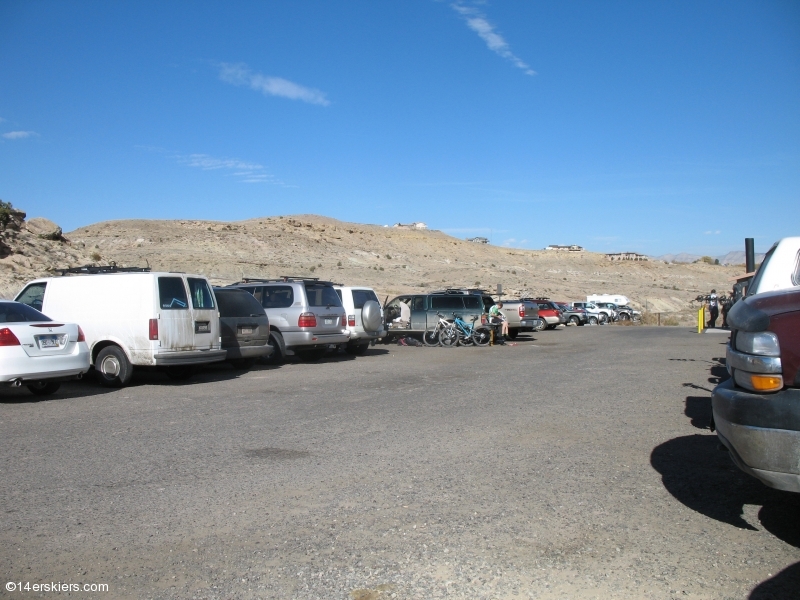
left=0, top=327, right=21, bottom=346
left=518, top=305, right=525, bottom=318
left=149, top=318, right=159, bottom=340
left=77, top=326, right=86, bottom=342
left=348, top=314, right=356, bottom=327
left=298, top=312, right=317, bottom=328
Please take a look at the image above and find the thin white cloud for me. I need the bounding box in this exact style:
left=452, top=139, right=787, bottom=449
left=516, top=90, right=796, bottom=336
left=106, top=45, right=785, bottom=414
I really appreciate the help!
left=451, top=2, right=536, bottom=76
left=704, top=230, right=721, bottom=235
left=3, top=130, right=39, bottom=139
left=218, top=62, right=330, bottom=106
left=176, top=153, right=283, bottom=185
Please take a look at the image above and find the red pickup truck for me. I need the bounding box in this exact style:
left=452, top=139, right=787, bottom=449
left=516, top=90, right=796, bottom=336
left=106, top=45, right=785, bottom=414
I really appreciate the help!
left=712, top=237, right=800, bottom=492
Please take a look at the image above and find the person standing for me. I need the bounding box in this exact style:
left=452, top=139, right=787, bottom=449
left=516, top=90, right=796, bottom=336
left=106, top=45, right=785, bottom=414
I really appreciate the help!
left=707, top=290, right=719, bottom=329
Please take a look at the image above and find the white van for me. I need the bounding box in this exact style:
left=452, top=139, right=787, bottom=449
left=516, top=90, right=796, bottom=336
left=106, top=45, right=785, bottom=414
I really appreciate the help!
left=15, top=270, right=226, bottom=386
left=587, top=294, right=630, bottom=306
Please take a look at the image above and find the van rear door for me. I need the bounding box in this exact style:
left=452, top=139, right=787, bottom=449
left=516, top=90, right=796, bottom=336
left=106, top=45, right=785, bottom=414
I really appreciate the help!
left=187, top=278, right=218, bottom=350
left=157, top=276, right=193, bottom=350
left=303, top=282, right=345, bottom=335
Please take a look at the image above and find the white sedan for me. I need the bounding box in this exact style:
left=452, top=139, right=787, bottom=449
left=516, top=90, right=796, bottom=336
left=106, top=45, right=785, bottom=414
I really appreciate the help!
left=0, top=301, right=90, bottom=395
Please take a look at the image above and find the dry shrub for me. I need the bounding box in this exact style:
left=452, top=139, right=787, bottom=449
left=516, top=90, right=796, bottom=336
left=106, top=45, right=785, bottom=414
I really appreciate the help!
left=641, top=312, right=680, bottom=326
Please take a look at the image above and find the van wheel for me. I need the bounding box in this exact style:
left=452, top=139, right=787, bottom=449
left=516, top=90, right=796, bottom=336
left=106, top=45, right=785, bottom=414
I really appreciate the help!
left=506, top=329, right=519, bottom=340
left=264, top=331, right=285, bottom=365
left=27, top=381, right=61, bottom=396
left=95, top=346, right=133, bottom=387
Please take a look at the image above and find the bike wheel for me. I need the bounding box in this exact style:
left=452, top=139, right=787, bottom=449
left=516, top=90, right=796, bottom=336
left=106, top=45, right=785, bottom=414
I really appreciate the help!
left=422, top=327, right=441, bottom=347
left=440, top=325, right=459, bottom=347
left=472, top=326, right=492, bottom=347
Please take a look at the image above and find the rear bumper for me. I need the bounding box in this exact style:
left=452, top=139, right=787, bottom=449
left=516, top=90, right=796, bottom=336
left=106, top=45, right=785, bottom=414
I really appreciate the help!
left=153, top=349, right=227, bottom=366
left=347, top=327, right=386, bottom=344
left=223, top=344, right=274, bottom=360
left=0, top=346, right=91, bottom=383
left=516, top=319, right=539, bottom=330
left=283, top=331, right=351, bottom=350
left=712, top=379, right=800, bottom=493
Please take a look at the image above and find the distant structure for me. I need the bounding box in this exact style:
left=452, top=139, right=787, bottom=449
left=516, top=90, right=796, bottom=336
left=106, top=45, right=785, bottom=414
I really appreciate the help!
left=545, top=244, right=584, bottom=252
left=393, top=222, right=428, bottom=230
left=606, top=252, right=648, bottom=261
left=467, top=236, right=489, bottom=244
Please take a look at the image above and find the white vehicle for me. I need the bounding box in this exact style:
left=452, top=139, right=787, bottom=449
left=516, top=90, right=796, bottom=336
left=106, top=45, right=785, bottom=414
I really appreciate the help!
left=570, top=302, right=610, bottom=324
left=15, top=268, right=226, bottom=387
left=747, top=237, right=800, bottom=296
left=0, top=300, right=90, bottom=395
left=333, top=285, right=385, bottom=354
left=587, top=294, right=630, bottom=307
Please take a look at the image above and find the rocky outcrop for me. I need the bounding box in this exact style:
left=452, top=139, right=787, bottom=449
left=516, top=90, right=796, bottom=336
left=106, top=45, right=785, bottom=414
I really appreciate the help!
left=25, top=217, right=64, bottom=241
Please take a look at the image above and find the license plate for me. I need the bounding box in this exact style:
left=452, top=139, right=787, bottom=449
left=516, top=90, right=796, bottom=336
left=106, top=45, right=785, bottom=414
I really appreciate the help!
left=324, top=318, right=333, bottom=325
left=195, top=322, right=210, bottom=333
left=37, top=335, right=62, bottom=349
left=240, top=327, right=253, bottom=335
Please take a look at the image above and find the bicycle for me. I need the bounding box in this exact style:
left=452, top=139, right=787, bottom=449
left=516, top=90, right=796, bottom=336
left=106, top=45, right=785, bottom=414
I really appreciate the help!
left=422, top=312, right=453, bottom=347
left=441, top=313, right=492, bottom=347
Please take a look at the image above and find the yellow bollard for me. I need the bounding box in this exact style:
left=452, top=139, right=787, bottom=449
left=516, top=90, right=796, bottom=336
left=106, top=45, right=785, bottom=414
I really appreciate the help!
left=697, top=306, right=705, bottom=333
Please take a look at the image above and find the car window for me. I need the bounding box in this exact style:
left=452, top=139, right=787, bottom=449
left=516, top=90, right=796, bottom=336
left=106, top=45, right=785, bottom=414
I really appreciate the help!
left=305, top=283, right=342, bottom=307
left=261, top=285, right=294, bottom=308
left=411, top=296, right=425, bottom=311
left=187, top=278, right=215, bottom=310
left=214, top=289, right=265, bottom=318
left=158, top=277, right=189, bottom=310
left=334, top=289, right=343, bottom=302
left=482, top=296, right=495, bottom=311
left=537, top=302, right=550, bottom=310
left=430, top=296, right=464, bottom=310
left=0, top=302, right=51, bottom=323
left=352, top=289, right=379, bottom=309
left=463, top=296, right=481, bottom=310
left=15, top=282, right=46, bottom=312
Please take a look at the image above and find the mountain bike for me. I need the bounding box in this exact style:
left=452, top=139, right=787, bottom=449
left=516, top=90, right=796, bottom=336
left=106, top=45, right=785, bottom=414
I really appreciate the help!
left=422, top=312, right=452, bottom=347
left=441, top=313, right=492, bottom=347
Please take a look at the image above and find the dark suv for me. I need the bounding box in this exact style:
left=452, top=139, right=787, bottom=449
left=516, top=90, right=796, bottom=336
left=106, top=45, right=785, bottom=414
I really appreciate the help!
left=228, top=277, right=349, bottom=363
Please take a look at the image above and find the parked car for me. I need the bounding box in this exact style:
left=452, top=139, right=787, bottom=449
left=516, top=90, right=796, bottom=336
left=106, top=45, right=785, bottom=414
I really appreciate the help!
left=229, top=277, right=349, bottom=363
left=383, top=292, right=484, bottom=341
left=712, top=237, right=800, bottom=493
left=594, top=302, right=619, bottom=321
left=15, top=266, right=225, bottom=387
left=213, top=287, right=273, bottom=368
left=615, top=305, right=641, bottom=321
left=556, top=302, right=588, bottom=326
left=522, top=298, right=566, bottom=330
left=430, top=289, right=541, bottom=339
left=0, top=300, right=90, bottom=395
left=570, top=302, right=608, bottom=325
left=333, top=285, right=385, bottom=354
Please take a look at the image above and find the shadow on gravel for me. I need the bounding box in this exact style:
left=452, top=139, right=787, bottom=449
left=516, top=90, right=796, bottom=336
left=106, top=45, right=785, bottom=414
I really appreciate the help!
left=749, top=562, right=800, bottom=599
left=650, top=434, right=800, bottom=548
left=685, top=396, right=713, bottom=429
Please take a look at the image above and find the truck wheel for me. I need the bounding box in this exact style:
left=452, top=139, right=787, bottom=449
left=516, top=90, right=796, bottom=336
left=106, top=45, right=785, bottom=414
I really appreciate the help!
left=27, top=381, right=61, bottom=396
left=588, top=316, right=598, bottom=325
left=506, top=329, right=519, bottom=340
left=264, top=331, right=286, bottom=365
left=95, top=345, right=133, bottom=387
left=569, top=316, right=580, bottom=326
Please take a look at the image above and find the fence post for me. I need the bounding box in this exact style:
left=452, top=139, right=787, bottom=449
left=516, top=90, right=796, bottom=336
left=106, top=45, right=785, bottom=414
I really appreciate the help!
left=657, top=313, right=661, bottom=327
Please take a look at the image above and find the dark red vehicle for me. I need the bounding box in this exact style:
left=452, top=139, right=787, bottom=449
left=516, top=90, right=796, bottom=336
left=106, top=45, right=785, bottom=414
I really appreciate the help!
left=522, top=298, right=566, bottom=331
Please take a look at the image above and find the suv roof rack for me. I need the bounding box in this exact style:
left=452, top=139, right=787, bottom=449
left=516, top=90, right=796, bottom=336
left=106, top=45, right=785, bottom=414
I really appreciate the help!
left=431, top=288, right=491, bottom=295
left=57, top=263, right=151, bottom=276
left=522, top=296, right=550, bottom=301
left=240, top=276, right=320, bottom=283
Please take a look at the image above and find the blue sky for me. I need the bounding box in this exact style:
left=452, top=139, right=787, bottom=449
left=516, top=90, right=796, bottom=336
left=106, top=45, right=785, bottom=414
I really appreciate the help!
left=1, top=1, right=798, bottom=256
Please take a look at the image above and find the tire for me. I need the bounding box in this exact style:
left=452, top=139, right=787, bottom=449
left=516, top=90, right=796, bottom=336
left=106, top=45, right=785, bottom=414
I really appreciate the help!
left=164, top=366, right=195, bottom=380
left=598, top=313, right=609, bottom=325
left=230, top=358, right=257, bottom=370
left=569, top=316, right=580, bottom=326
left=297, top=349, right=326, bottom=361
left=472, top=326, right=492, bottom=347
left=360, top=301, right=383, bottom=332
left=588, top=316, right=598, bottom=325
left=345, top=343, right=369, bottom=355
left=439, top=325, right=459, bottom=347
left=422, top=327, right=441, bottom=347
left=619, top=313, right=630, bottom=321
left=533, top=319, right=546, bottom=332
left=95, top=345, right=133, bottom=387
left=27, top=381, right=61, bottom=396
left=506, top=329, right=519, bottom=340
left=264, top=331, right=286, bottom=365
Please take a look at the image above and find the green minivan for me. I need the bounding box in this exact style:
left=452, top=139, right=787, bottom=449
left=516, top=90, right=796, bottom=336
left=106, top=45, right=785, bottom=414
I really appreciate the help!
left=383, top=293, right=485, bottom=340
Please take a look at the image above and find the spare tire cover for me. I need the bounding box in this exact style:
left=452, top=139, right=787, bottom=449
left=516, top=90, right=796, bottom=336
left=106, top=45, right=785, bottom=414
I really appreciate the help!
left=361, top=300, right=382, bottom=332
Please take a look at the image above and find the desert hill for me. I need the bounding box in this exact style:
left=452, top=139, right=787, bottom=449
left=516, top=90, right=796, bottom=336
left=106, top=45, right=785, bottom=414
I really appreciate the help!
left=58, top=214, right=742, bottom=317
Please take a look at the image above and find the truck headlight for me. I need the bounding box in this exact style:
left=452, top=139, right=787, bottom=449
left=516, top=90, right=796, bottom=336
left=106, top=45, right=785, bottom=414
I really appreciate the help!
left=735, top=332, right=780, bottom=356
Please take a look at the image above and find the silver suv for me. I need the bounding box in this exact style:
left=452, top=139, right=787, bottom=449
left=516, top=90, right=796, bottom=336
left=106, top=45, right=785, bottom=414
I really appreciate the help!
left=229, top=277, right=349, bottom=363
left=333, top=285, right=385, bottom=355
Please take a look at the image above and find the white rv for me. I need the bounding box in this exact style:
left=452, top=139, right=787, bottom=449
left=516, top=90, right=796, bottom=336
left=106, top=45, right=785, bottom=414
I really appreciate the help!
left=15, top=270, right=225, bottom=387
left=587, top=294, right=630, bottom=306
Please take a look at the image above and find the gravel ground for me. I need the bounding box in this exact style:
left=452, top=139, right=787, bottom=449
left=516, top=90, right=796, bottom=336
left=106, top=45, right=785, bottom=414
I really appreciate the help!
left=1, top=326, right=798, bottom=600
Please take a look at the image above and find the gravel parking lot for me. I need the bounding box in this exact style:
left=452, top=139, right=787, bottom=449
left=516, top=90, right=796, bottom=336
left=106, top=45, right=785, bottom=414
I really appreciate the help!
left=1, top=326, right=798, bottom=600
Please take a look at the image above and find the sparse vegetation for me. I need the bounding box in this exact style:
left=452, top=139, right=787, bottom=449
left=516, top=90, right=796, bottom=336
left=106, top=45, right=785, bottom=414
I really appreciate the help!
left=0, top=199, right=14, bottom=227
left=91, top=251, right=102, bottom=262
left=309, top=266, right=316, bottom=272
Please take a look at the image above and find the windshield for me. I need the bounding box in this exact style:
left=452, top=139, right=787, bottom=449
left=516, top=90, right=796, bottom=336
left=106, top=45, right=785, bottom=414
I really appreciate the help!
left=305, top=283, right=342, bottom=307
left=747, top=244, right=776, bottom=296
